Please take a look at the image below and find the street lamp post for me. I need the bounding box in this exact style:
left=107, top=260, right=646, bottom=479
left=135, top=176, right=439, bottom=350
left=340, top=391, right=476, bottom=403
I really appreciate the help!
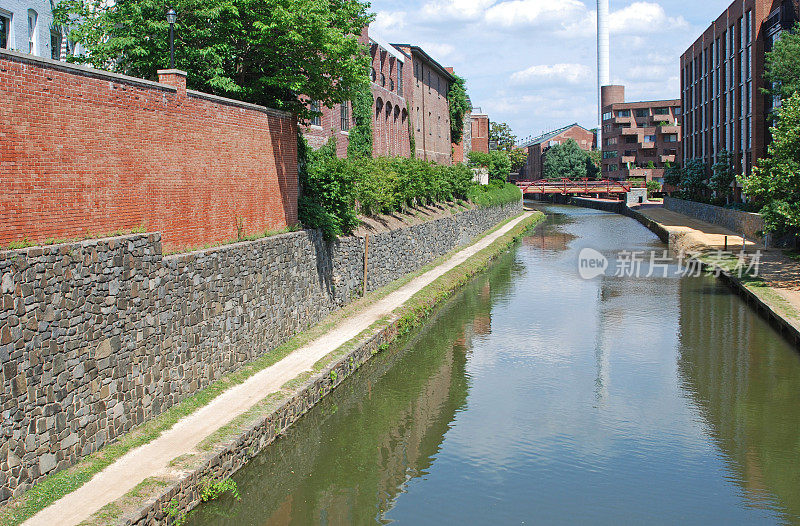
left=166, top=8, right=177, bottom=69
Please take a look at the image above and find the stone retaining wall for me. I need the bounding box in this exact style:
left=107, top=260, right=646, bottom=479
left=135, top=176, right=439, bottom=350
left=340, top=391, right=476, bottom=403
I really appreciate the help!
left=664, top=197, right=765, bottom=242
left=0, top=200, right=521, bottom=503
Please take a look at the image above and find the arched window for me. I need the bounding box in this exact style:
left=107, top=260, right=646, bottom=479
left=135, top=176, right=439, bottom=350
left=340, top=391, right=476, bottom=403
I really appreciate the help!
left=370, top=68, right=376, bottom=82
left=28, top=10, right=38, bottom=54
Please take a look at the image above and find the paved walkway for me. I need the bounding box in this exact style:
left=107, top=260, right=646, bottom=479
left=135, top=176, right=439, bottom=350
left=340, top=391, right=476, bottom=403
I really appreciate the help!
left=636, top=206, right=800, bottom=318
left=24, top=212, right=534, bottom=526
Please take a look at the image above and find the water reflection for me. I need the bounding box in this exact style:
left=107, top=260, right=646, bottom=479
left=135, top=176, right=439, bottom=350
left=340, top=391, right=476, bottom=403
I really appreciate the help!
left=677, top=277, right=800, bottom=523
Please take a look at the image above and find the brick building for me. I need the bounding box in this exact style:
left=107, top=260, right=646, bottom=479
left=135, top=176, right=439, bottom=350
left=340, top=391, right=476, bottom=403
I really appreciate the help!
left=392, top=44, right=455, bottom=165
left=601, top=85, right=682, bottom=182
left=303, top=29, right=410, bottom=159
left=518, top=123, right=595, bottom=180
left=302, top=32, right=456, bottom=165
left=0, top=0, right=61, bottom=59
left=470, top=109, right=490, bottom=154
left=681, top=0, right=798, bottom=184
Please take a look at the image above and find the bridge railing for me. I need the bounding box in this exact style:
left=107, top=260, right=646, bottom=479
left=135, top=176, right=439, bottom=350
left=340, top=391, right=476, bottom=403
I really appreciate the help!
left=516, top=179, right=632, bottom=194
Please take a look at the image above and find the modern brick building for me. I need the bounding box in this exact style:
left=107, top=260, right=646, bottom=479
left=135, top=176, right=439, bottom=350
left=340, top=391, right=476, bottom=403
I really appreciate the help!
left=470, top=109, right=490, bottom=154
left=681, top=0, right=798, bottom=185
left=518, top=123, right=595, bottom=181
left=600, top=85, right=682, bottom=182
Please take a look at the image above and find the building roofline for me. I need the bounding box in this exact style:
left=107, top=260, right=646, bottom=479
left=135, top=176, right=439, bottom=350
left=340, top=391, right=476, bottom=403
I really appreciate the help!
left=390, top=44, right=456, bottom=82
left=369, top=33, right=405, bottom=64
left=517, top=123, right=592, bottom=148
left=606, top=98, right=681, bottom=107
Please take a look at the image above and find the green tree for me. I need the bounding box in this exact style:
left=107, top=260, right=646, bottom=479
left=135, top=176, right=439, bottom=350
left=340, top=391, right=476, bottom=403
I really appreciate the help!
left=646, top=180, right=661, bottom=198
left=681, top=159, right=709, bottom=201
left=448, top=75, right=470, bottom=145
left=764, top=23, right=800, bottom=99
left=740, top=92, right=800, bottom=234
left=709, top=150, right=736, bottom=204
left=489, top=122, right=516, bottom=152
left=54, top=0, right=373, bottom=120
left=509, top=148, right=528, bottom=174
left=586, top=149, right=601, bottom=180
left=664, top=164, right=683, bottom=187
left=543, top=139, right=588, bottom=180
left=467, top=151, right=511, bottom=181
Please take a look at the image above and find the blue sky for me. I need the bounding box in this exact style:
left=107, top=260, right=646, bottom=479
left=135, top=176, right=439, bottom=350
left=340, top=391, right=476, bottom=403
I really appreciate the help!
left=369, top=0, right=733, bottom=143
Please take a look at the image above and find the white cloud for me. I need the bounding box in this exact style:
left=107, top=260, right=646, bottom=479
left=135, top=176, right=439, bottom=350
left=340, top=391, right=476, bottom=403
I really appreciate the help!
left=422, top=0, right=496, bottom=21
left=609, top=2, right=689, bottom=34
left=418, top=42, right=457, bottom=61
left=563, top=1, right=690, bottom=37
left=372, top=11, right=407, bottom=38
left=484, top=0, right=585, bottom=28
left=510, top=63, right=592, bottom=85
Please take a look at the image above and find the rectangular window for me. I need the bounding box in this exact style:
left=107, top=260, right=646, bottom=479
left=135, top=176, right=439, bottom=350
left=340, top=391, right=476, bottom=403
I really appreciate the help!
left=603, top=111, right=613, bottom=121
left=635, top=109, right=648, bottom=118
left=605, top=137, right=617, bottom=145
left=602, top=150, right=618, bottom=159
left=674, top=107, right=682, bottom=115
left=664, top=134, right=678, bottom=142
left=340, top=102, right=350, bottom=131
left=616, top=110, right=631, bottom=118
left=51, top=29, right=61, bottom=59
left=0, top=13, right=10, bottom=49
left=654, top=107, right=670, bottom=115
left=28, top=11, right=37, bottom=54
left=398, top=62, right=403, bottom=98
left=644, top=135, right=657, bottom=143
left=310, top=101, right=321, bottom=127
left=625, top=136, right=637, bottom=144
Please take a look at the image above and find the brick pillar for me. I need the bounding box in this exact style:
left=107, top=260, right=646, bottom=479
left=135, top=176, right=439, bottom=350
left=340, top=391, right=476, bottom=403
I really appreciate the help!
left=157, top=69, right=187, bottom=97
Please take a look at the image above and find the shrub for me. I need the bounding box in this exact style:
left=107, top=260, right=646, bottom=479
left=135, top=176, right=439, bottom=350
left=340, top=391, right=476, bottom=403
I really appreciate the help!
left=299, top=142, right=483, bottom=238
left=468, top=150, right=512, bottom=181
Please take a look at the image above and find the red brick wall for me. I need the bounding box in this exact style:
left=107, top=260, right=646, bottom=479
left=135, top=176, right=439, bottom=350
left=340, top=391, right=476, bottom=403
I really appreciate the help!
left=0, top=51, right=298, bottom=252
left=471, top=114, right=490, bottom=154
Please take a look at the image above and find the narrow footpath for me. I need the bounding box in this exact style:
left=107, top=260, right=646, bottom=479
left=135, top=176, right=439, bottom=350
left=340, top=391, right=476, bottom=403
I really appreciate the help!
left=23, top=212, right=534, bottom=526
left=636, top=205, right=800, bottom=328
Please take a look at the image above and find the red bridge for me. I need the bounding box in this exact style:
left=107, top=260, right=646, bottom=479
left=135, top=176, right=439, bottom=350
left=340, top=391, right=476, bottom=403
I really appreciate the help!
left=516, top=179, right=632, bottom=196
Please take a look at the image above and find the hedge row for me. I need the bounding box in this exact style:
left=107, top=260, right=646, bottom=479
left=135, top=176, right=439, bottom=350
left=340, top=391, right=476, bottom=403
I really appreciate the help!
left=299, top=138, right=521, bottom=239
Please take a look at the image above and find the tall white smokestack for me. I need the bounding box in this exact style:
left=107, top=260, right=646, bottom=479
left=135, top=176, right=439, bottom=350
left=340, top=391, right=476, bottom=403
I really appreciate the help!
left=597, top=0, right=610, bottom=147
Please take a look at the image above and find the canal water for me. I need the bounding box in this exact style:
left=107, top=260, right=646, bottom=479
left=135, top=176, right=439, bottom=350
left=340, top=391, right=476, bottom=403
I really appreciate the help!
left=188, top=205, right=800, bottom=525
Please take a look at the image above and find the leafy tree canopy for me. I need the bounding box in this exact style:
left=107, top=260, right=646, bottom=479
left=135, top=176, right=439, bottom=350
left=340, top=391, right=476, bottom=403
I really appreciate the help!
left=740, top=92, right=800, bottom=234
left=448, top=75, right=470, bottom=145
left=543, top=139, right=588, bottom=180
left=681, top=158, right=709, bottom=201
left=54, top=0, right=373, bottom=119
left=468, top=150, right=512, bottom=181
left=765, top=23, right=800, bottom=99
left=489, top=122, right=516, bottom=152
left=509, top=148, right=528, bottom=174
left=709, top=149, right=736, bottom=204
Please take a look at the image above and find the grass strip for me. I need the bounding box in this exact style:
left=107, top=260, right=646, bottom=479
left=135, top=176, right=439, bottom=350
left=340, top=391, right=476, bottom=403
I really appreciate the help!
left=0, top=206, right=528, bottom=526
